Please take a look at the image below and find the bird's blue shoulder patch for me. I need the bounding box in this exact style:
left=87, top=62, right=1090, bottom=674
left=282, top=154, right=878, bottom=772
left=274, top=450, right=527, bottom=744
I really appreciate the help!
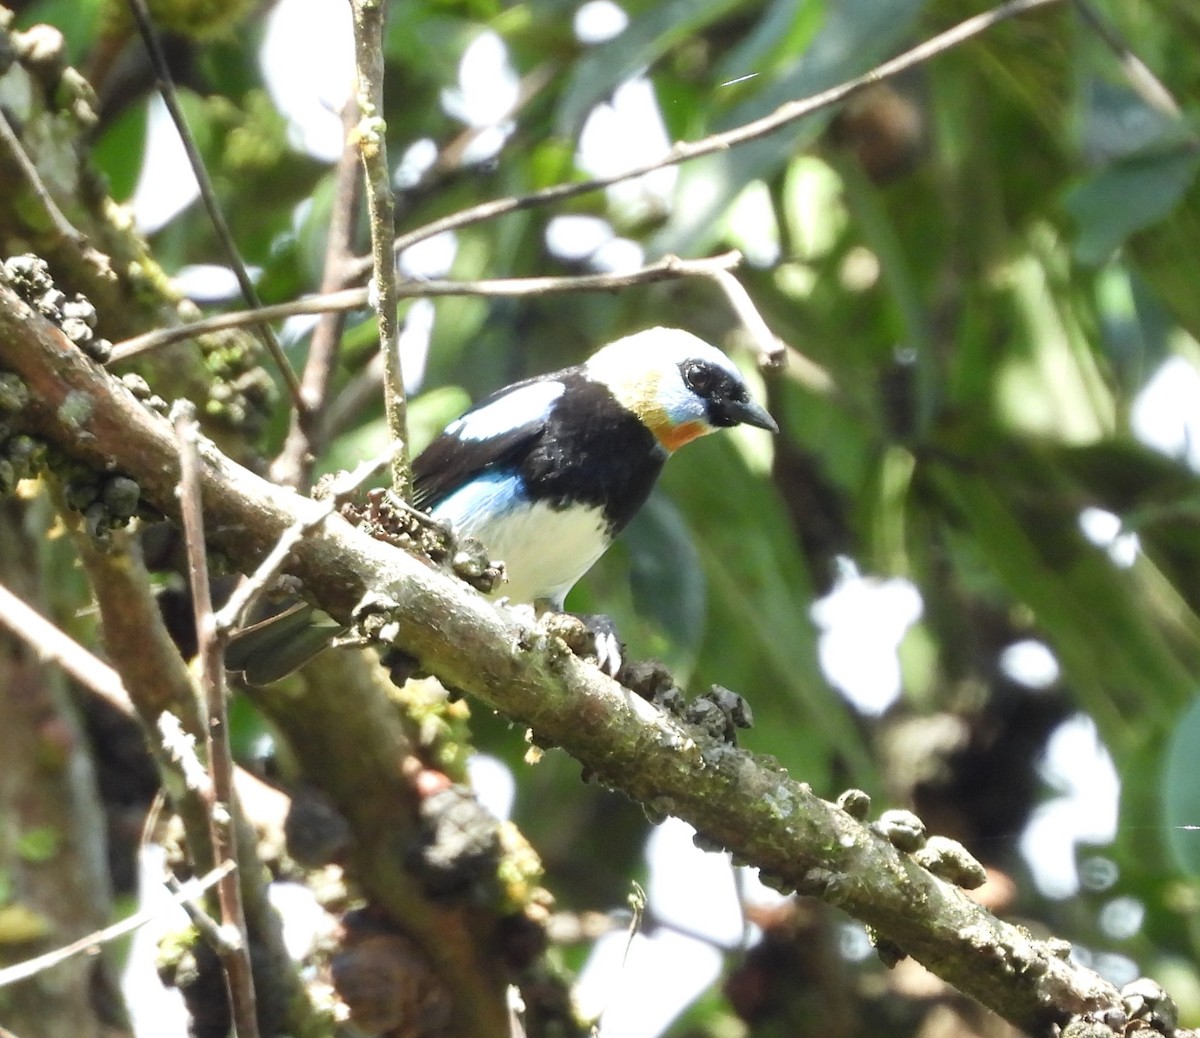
left=428, top=468, right=528, bottom=532
left=446, top=380, right=566, bottom=442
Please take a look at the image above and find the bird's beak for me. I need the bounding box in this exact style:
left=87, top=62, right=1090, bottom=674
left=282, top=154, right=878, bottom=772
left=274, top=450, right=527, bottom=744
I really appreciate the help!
left=726, top=397, right=779, bottom=434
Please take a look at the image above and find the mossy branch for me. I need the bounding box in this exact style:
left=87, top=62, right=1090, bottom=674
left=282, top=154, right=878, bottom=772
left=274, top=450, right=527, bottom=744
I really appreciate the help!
left=0, top=283, right=1142, bottom=1037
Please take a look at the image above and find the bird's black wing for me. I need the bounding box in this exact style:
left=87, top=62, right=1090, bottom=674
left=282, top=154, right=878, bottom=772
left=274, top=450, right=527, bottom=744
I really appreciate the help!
left=412, top=372, right=570, bottom=511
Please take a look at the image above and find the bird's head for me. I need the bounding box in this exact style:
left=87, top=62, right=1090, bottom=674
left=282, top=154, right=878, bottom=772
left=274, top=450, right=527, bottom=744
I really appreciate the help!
left=584, top=327, right=779, bottom=452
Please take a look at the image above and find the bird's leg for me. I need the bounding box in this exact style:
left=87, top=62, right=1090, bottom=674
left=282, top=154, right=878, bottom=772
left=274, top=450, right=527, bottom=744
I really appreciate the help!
left=537, top=606, right=625, bottom=677
left=572, top=614, right=624, bottom=676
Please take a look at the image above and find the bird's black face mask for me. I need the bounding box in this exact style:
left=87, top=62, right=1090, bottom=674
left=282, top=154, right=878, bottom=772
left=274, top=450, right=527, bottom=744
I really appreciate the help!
left=680, top=359, right=779, bottom=432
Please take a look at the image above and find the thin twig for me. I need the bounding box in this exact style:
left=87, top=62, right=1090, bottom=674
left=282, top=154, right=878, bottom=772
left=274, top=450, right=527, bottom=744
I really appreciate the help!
left=341, top=0, right=1066, bottom=284
left=214, top=446, right=397, bottom=633
left=124, top=0, right=305, bottom=415
left=0, top=861, right=235, bottom=989
left=106, top=252, right=745, bottom=363
left=271, top=100, right=364, bottom=491
left=0, top=108, right=113, bottom=280
left=166, top=875, right=245, bottom=956
left=782, top=345, right=837, bottom=396
left=172, top=401, right=260, bottom=1038
left=0, top=109, right=87, bottom=249
left=1073, top=0, right=1181, bottom=117
left=0, top=578, right=134, bottom=716
left=707, top=268, right=788, bottom=367
left=351, top=0, right=410, bottom=498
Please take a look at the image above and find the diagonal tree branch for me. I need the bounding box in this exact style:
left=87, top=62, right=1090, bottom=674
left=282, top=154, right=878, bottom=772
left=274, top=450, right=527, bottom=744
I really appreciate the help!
left=0, top=276, right=1142, bottom=1038
left=0, top=863, right=234, bottom=990
left=0, top=578, right=131, bottom=715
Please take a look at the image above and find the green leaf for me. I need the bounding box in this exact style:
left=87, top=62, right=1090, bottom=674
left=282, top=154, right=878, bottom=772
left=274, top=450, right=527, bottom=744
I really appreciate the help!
left=1163, top=696, right=1200, bottom=875
left=16, top=827, right=60, bottom=863
left=1065, top=144, right=1200, bottom=266
left=665, top=435, right=878, bottom=788
left=91, top=101, right=149, bottom=204
left=1077, top=78, right=1182, bottom=163
left=923, top=443, right=1200, bottom=761
left=654, top=0, right=926, bottom=256
left=555, top=0, right=745, bottom=138
left=228, top=691, right=271, bottom=763
left=625, top=493, right=707, bottom=659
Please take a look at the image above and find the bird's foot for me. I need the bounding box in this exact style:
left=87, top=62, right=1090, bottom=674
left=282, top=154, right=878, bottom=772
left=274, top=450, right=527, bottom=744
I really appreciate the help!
left=541, top=611, right=625, bottom=676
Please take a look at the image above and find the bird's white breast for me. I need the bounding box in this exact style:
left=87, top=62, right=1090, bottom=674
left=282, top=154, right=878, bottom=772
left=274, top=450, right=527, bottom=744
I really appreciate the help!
left=429, top=472, right=611, bottom=608
left=470, top=499, right=611, bottom=608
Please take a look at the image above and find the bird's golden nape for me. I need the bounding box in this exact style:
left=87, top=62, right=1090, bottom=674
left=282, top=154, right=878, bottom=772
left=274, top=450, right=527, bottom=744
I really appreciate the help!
left=228, top=326, right=776, bottom=683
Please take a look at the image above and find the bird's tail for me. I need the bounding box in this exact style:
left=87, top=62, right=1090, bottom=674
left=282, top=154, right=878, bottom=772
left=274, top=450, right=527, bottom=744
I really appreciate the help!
left=225, top=603, right=346, bottom=685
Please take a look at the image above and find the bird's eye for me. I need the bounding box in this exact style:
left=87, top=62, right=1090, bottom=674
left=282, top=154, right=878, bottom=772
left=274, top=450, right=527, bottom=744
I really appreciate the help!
left=682, top=360, right=717, bottom=396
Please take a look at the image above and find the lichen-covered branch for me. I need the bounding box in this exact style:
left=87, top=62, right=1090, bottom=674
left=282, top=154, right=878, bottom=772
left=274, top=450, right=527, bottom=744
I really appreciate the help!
left=0, top=280, right=1149, bottom=1036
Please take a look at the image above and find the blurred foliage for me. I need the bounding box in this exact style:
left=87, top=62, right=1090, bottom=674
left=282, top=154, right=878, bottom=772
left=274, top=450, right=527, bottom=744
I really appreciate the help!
left=13, top=0, right=1200, bottom=1031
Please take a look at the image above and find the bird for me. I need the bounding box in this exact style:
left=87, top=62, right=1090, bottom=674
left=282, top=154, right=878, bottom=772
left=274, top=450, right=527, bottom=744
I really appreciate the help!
left=227, top=326, right=778, bottom=684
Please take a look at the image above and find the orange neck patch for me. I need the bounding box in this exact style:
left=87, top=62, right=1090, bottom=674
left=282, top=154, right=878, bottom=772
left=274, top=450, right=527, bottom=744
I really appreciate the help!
left=652, top=418, right=708, bottom=453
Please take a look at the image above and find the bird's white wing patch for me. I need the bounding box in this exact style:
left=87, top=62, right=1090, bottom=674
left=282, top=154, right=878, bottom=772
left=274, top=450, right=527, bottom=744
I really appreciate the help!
left=447, top=380, right=566, bottom=441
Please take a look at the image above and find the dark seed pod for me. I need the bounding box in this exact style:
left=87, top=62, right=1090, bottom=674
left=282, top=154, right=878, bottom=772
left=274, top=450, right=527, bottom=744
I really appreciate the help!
left=685, top=698, right=730, bottom=740
left=61, top=297, right=97, bottom=327
left=101, top=475, right=140, bottom=519
left=121, top=373, right=152, bottom=399
left=874, top=935, right=907, bottom=968
left=87, top=338, right=113, bottom=363
left=63, top=478, right=100, bottom=511
left=836, top=788, right=872, bottom=820
left=1121, top=977, right=1178, bottom=1034
left=6, top=435, right=45, bottom=477
left=913, top=836, right=987, bottom=890
left=285, top=786, right=353, bottom=868
left=408, top=785, right=500, bottom=899
left=2, top=255, right=54, bottom=301
left=36, top=287, right=66, bottom=319
left=653, top=685, right=686, bottom=714
left=875, top=809, right=926, bottom=852
left=707, top=684, right=754, bottom=731
left=61, top=316, right=93, bottom=345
